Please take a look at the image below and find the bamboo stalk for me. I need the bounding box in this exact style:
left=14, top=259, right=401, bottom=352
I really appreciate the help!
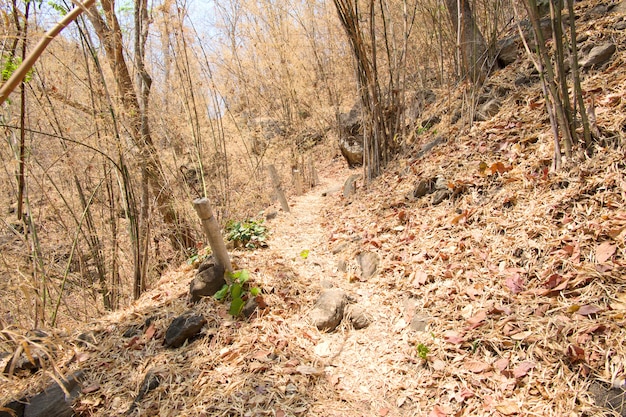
left=193, top=198, right=232, bottom=273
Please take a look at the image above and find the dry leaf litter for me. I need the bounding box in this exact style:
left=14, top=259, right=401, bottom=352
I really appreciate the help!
left=2, top=1, right=626, bottom=416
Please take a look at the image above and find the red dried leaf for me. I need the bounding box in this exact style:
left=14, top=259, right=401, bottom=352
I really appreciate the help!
left=494, top=358, right=509, bottom=372
left=504, top=271, right=525, bottom=294
left=144, top=322, right=157, bottom=340
left=543, top=274, right=565, bottom=290
left=584, top=324, right=607, bottom=334
left=566, top=344, right=586, bottom=362
left=466, top=310, right=487, bottom=330
left=490, top=305, right=512, bottom=315
left=255, top=295, right=268, bottom=309
left=513, top=361, right=535, bottom=378
left=444, top=330, right=465, bottom=344
left=596, top=242, right=616, bottom=263
left=576, top=305, right=603, bottom=316
left=458, top=388, right=475, bottom=401
left=412, top=270, right=428, bottom=287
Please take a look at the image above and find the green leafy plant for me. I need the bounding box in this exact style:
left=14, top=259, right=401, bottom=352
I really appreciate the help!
left=299, top=249, right=309, bottom=259
left=416, top=343, right=430, bottom=360
left=2, top=56, right=33, bottom=83
left=225, top=218, right=268, bottom=249
left=214, top=269, right=262, bottom=316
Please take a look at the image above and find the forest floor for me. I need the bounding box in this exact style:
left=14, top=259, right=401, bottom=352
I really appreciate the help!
left=2, top=1, right=626, bottom=416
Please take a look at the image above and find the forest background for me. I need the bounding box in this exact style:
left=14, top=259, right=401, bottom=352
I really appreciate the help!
left=0, top=0, right=605, bottom=329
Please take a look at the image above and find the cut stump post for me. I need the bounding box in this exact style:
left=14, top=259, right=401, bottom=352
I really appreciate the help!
left=293, top=169, right=303, bottom=196
left=268, top=164, right=290, bottom=212
left=193, top=198, right=232, bottom=273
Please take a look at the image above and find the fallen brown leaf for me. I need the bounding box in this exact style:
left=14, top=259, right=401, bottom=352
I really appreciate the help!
left=464, top=359, right=490, bottom=373
left=596, top=242, right=616, bottom=263
left=513, top=361, right=535, bottom=378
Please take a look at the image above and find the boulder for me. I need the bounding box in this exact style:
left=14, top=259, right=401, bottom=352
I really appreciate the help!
left=189, top=256, right=226, bottom=303
left=164, top=313, right=206, bottom=348
left=338, top=107, right=364, bottom=167
left=580, top=42, right=616, bottom=69
left=309, top=289, right=347, bottom=331
left=22, top=371, right=84, bottom=417
left=339, top=136, right=363, bottom=168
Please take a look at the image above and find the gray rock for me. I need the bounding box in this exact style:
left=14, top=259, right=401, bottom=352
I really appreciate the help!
left=242, top=297, right=259, bottom=318
left=337, top=258, right=347, bottom=273
left=410, top=315, right=429, bottom=332
left=496, top=36, right=519, bottom=67
left=339, top=136, right=363, bottom=167
left=309, top=289, right=347, bottom=331
left=589, top=382, right=626, bottom=416
left=411, top=179, right=433, bottom=199
left=345, top=304, right=371, bottom=329
left=432, top=189, right=451, bottom=205
left=23, top=371, right=84, bottom=417
left=164, top=313, right=206, bottom=348
left=434, top=176, right=448, bottom=191
left=580, top=43, right=616, bottom=69
left=357, top=251, right=379, bottom=280
left=189, top=256, right=226, bottom=303
left=2, top=346, right=49, bottom=375
left=338, top=106, right=364, bottom=167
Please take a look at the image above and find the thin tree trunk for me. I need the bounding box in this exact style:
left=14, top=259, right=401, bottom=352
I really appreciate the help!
left=87, top=2, right=195, bottom=255
left=444, top=0, right=489, bottom=83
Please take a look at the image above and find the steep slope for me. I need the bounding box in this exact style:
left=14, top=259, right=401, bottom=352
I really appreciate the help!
left=2, top=1, right=626, bottom=416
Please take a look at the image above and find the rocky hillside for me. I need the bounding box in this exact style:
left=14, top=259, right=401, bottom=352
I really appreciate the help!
left=1, top=1, right=626, bottom=416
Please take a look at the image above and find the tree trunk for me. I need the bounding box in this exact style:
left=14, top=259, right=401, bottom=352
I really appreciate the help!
left=444, top=0, right=489, bottom=83
left=87, top=1, right=195, bottom=254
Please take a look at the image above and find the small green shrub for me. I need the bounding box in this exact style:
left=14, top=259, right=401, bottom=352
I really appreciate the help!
left=416, top=343, right=430, bottom=360
left=214, top=269, right=262, bottom=316
left=225, top=218, right=268, bottom=249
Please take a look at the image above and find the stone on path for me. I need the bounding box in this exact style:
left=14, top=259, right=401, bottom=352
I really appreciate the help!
left=164, top=313, right=206, bottom=348
left=309, top=289, right=347, bottom=331
left=345, top=304, right=371, bottom=329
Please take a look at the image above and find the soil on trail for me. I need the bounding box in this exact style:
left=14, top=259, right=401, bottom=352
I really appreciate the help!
left=264, top=163, right=414, bottom=415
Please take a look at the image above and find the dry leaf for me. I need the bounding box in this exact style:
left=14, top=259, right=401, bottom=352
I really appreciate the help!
left=432, top=359, right=447, bottom=371
left=504, top=271, right=525, bottom=294
left=576, top=304, right=603, bottom=316
left=495, top=400, right=520, bottom=415
left=513, top=361, right=535, bottom=378
left=566, top=344, right=586, bottom=362
left=466, top=310, right=487, bottom=329
left=510, top=330, right=533, bottom=341
left=144, top=322, right=156, bottom=340
left=296, top=365, right=324, bottom=376
left=494, top=358, right=510, bottom=372
left=596, top=242, right=616, bottom=263
left=464, top=359, right=490, bottom=373
left=428, top=405, right=448, bottom=417
left=458, top=388, right=475, bottom=401
left=444, top=330, right=465, bottom=344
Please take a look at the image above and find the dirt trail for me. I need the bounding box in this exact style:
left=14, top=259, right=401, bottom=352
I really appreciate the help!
left=263, top=163, right=421, bottom=416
